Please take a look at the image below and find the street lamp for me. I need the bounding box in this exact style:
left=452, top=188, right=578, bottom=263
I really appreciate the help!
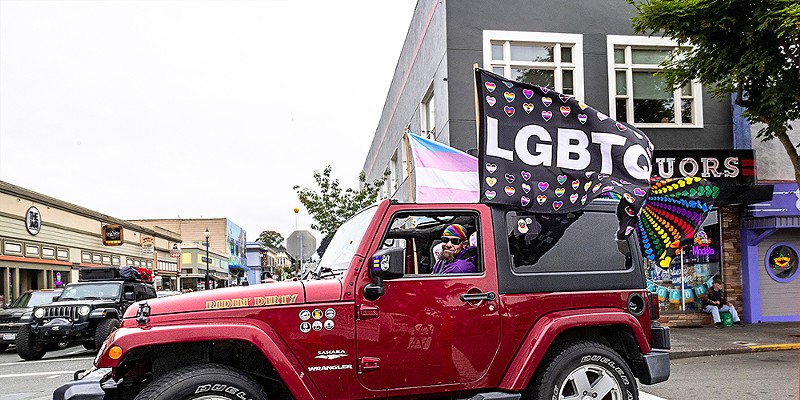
left=204, top=228, right=210, bottom=291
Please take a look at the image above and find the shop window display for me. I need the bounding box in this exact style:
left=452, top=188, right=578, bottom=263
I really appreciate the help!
left=646, top=211, right=721, bottom=311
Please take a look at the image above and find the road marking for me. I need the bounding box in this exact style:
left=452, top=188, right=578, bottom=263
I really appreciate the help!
left=0, top=357, right=93, bottom=367
left=0, top=371, right=75, bottom=378
left=47, top=374, right=63, bottom=379
left=749, top=343, right=800, bottom=351
left=640, top=392, right=668, bottom=400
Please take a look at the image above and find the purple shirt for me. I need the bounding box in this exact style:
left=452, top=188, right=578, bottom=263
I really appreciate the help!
left=432, top=246, right=477, bottom=274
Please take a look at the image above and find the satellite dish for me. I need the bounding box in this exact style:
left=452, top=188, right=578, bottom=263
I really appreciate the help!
left=286, top=230, right=316, bottom=260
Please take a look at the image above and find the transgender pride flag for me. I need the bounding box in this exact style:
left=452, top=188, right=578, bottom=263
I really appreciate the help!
left=407, top=133, right=479, bottom=203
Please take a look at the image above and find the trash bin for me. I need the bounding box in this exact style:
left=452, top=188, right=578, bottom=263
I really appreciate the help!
left=721, top=311, right=733, bottom=327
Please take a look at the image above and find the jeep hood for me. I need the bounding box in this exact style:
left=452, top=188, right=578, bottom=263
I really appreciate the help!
left=42, top=299, right=118, bottom=308
left=126, top=279, right=343, bottom=318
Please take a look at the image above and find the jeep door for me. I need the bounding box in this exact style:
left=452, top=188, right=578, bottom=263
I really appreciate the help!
left=355, top=205, right=501, bottom=390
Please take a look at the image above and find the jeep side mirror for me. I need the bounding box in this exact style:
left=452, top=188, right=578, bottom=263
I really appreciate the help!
left=369, top=247, right=405, bottom=281
left=124, top=293, right=135, bottom=301
left=363, top=247, right=405, bottom=301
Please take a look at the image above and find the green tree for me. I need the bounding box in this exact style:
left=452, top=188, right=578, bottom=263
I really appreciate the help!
left=293, top=165, right=389, bottom=236
left=629, top=0, right=800, bottom=185
left=256, top=230, right=284, bottom=249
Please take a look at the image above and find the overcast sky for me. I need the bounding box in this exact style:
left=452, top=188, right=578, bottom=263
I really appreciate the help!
left=0, top=0, right=417, bottom=246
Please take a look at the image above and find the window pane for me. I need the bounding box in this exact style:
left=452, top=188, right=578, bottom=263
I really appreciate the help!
left=614, top=48, right=625, bottom=64
left=616, top=71, right=627, bottom=95
left=634, top=99, right=674, bottom=123
left=616, top=99, right=628, bottom=122
left=513, top=68, right=554, bottom=87
left=561, top=46, right=572, bottom=63
left=492, top=43, right=504, bottom=60
left=681, top=99, right=693, bottom=123
left=681, top=82, right=693, bottom=96
left=562, top=70, right=574, bottom=94
left=631, top=49, right=671, bottom=64
left=510, top=44, right=553, bottom=62
left=492, top=66, right=505, bottom=76
left=633, top=71, right=672, bottom=100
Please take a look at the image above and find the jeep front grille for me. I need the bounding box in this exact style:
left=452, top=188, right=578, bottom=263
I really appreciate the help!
left=42, top=305, right=80, bottom=321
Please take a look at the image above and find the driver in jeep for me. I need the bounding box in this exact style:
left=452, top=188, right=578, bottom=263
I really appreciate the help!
left=431, top=224, right=477, bottom=274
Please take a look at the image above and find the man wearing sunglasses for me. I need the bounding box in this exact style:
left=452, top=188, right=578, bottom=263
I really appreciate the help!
left=432, top=224, right=477, bottom=274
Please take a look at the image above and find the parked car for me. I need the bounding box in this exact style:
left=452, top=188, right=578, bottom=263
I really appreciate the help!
left=16, top=267, right=156, bottom=360
left=0, top=289, right=63, bottom=352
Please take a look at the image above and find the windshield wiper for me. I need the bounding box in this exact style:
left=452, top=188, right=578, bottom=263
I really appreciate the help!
left=81, top=296, right=103, bottom=300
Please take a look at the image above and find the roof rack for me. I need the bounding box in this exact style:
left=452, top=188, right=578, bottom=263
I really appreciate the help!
left=77, top=266, right=153, bottom=283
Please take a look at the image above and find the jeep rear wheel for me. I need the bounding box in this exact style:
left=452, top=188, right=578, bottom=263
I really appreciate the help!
left=94, top=318, right=120, bottom=349
left=134, top=363, right=268, bottom=400
left=528, top=341, right=638, bottom=400
left=15, top=326, right=46, bottom=360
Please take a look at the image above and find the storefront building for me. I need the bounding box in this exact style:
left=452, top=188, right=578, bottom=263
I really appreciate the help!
left=646, top=150, right=772, bottom=319
left=741, top=184, right=800, bottom=322
left=130, top=218, right=246, bottom=290
left=246, top=242, right=275, bottom=283
left=0, top=181, right=181, bottom=303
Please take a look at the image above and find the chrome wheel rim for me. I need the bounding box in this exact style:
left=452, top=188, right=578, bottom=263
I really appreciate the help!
left=557, top=364, right=622, bottom=400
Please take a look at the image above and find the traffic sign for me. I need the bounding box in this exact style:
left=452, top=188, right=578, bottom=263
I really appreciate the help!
left=286, top=230, right=316, bottom=260
left=202, top=256, right=211, bottom=263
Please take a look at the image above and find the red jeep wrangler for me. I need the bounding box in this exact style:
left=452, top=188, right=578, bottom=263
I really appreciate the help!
left=55, top=199, right=669, bottom=400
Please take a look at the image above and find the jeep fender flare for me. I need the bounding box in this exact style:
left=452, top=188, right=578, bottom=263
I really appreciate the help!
left=97, top=322, right=320, bottom=400
left=89, top=308, right=120, bottom=319
left=498, top=308, right=651, bottom=390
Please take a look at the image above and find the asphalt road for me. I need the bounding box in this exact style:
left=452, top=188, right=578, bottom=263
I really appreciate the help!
left=1, top=345, right=798, bottom=400
left=642, top=350, right=800, bottom=400
left=0, top=344, right=97, bottom=400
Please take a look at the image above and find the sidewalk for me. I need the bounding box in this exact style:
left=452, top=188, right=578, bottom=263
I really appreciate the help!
left=669, top=321, right=800, bottom=359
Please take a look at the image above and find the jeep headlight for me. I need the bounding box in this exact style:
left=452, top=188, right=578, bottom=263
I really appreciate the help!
left=78, top=306, right=91, bottom=316
left=33, top=308, right=45, bottom=319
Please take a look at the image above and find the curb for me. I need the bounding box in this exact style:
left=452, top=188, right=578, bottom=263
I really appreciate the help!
left=670, top=342, right=800, bottom=360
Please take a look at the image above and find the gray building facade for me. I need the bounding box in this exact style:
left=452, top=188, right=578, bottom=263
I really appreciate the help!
left=362, top=0, right=779, bottom=326
left=363, top=0, right=734, bottom=198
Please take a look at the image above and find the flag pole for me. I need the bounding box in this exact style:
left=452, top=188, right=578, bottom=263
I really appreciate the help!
left=403, top=128, right=415, bottom=203
left=473, top=63, right=480, bottom=151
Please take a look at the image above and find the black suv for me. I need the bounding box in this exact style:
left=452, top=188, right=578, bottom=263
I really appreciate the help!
left=0, top=289, right=62, bottom=352
left=16, top=275, right=156, bottom=360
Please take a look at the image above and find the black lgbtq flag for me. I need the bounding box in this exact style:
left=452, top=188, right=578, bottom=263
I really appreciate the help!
left=475, top=68, right=654, bottom=238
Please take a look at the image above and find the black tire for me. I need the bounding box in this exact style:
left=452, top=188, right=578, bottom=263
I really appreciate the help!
left=0, top=343, right=8, bottom=352
left=528, top=341, right=638, bottom=400
left=94, top=318, right=120, bottom=349
left=134, top=363, right=268, bottom=400
left=83, top=341, right=96, bottom=350
left=15, top=326, right=46, bottom=361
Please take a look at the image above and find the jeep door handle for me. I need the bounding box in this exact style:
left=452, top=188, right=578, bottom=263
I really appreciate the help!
left=460, top=292, right=496, bottom=302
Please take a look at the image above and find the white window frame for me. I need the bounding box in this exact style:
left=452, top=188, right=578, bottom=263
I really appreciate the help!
left=421, top=83, right=436, bottom=140
left=483, top=30, right=585, bottom=101
left=607, top=35, right=703, bottom=128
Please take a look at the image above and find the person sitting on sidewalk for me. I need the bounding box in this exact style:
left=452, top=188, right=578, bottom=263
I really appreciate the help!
left=703, top=278, right=745, bottom=328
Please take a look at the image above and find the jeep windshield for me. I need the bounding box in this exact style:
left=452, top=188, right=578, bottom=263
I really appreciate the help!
left=311, top=205, right=378, bottom=279
left=9, top=290, right=61, bottom=308
left=58, top=283, right=122, bottom=301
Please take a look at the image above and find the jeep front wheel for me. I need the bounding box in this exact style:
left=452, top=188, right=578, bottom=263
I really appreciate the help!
left=134, top=364, right=268, bottom=400
left=94, top=318, right=120, bottom=349
left=15, top=326, right=46, bottom=360
left=528, top=341, right=638, bottom=400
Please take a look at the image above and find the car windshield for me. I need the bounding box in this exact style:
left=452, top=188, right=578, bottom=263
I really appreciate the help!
left=59, top=283, right=121, bottom=300
left=8, top=291, right=61, bottom=308
left=311, top=205, right=378, bottom=279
